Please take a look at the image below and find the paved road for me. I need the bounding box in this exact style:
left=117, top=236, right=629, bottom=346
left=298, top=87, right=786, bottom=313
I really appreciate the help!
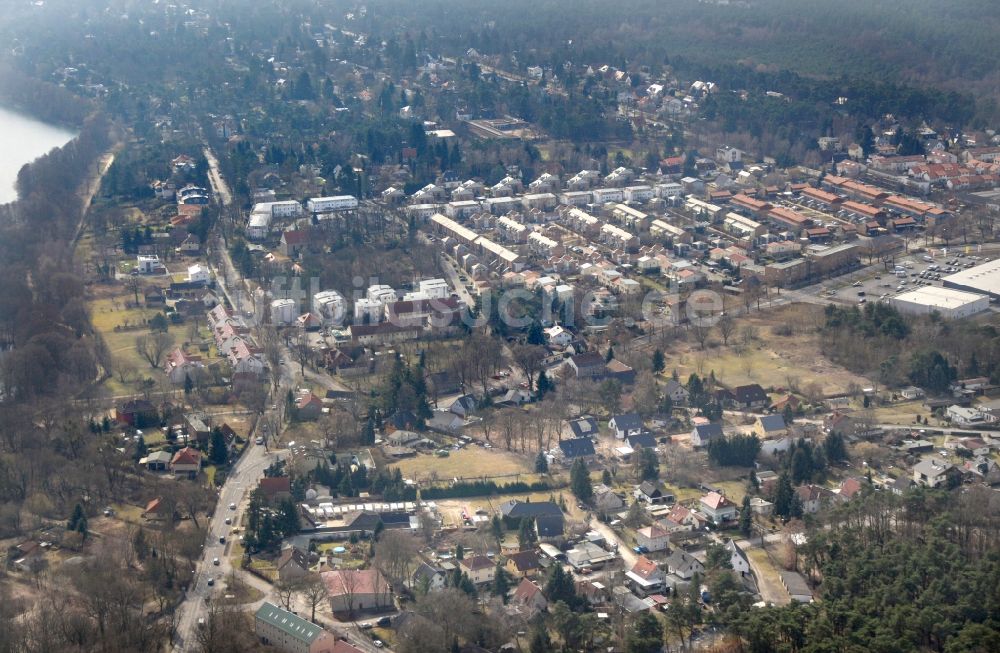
left=203, top=147, right=232, bottom=206
left=438, top=253, right=476, bottom=308
left=172, top=440, right=279, bottom=650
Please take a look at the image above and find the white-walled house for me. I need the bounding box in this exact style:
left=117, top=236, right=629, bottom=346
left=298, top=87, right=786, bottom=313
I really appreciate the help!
left=635, top=525, right=670, bottom=552
left=545, top=325, right=573, bottom=348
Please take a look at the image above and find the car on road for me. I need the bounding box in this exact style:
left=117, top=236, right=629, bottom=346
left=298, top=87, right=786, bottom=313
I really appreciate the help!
left=376, top=617, right=392, bottom=628
left=213, top=557, right=220, bottom=566
left=206, top=578, right=214, bottom=587
left=373, top=641, right=384, bottom=648
left=224, top=517, right=232, bottom=525
left=229, top=503, right=236, bottom=510
left=255, top=437, right=264, bottom=445
left=852, top=281, right=862, bottom=287
left=219, top=536, right=226, bottom=544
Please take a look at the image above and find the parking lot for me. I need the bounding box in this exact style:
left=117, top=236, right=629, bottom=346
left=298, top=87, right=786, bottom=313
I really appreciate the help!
left=820, top=250, right=988, bottom=305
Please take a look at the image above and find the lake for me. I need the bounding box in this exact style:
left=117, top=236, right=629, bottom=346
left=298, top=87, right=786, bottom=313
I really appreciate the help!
left=0, top=105, right=77, bottom=204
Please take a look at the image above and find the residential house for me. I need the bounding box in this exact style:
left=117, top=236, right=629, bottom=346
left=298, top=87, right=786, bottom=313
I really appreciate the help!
left=838, top=477, right=866, bottom=501
left=605, top=359, right=636, bottom=384
left=912, top=458, right=956, bottom=488
left=626, top=556, right=665, bottom=596
left=568, top=352, right=607, bottom=380
left=635, top=525, right=670, bottom=552
left=795, top=485, right=833, bottom=514
left=448, top=394, right=478, bottom=418
left=412, top=562, right=447, bottom=592
left=142, top=450, right=172, bottom=472
left=280, top=229, right=312, bottom=258
left=691, top=423, right=723, bottom=448
left=459, top=556, right=496, bottom=585
left=534, top=513, right=565, bottom=539
left=732, top=384, right=769, bottom=410
left=142, top=497, right=169, bottom=522
left=609, top=412, right=643, bottom=439
left=700, top=491, right=738, bottom=525
left=664, top=379, right=690, bottom=404
left=165, top=348, right=206, bottom=385
left=544, top=325, right=573, bottom=348
left=753, top=415, right=787, bottom=439
left=170, top=447, right=201, bottom=479
left=504, top=550, right=541, bottom=578
left=499, top=500, right=562, bottom=523
left=626, top=433, right=658, bottom=450
left=321, top=569, right=393, bottom=614
left=964, top=456, right=1000, bottom=485
left=276, top=547, right=311, bottom=582
left=662, top=504, right=704, bottom=532
left=296, top=392, right=324, bottom=421
left=259, top=476, right=292, bottom=502
left=568, top=417, right=600, bottom=439
left=510, top=578, right=548, bottom=614
left=254, top=602, right=339, bottom=653
left=566, top=541, right=617, bottom=570
left=725, top=540, right=751, bottom=577
left=635, top=481, right=674, bottom=505
left=947, top=405, right=988, bottom=427
left=749, top=497, right=774, bottom=517
left=558, top=437, right=596, bottom=462
left=889, top=475, right=914, bottom=495
left=116, top=399, right=158, bottom=427
left=770, top=394, right=801, bottom=413
left=665, top=550, right=704, bottom=581
left=593, top=486, right=625, bottom=513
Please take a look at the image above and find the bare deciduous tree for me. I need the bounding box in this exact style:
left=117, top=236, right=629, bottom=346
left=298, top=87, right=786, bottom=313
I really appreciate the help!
left=134, top=332, right=174, bottom=369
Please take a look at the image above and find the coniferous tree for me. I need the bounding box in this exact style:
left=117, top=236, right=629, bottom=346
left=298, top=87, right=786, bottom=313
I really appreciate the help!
left=652, top=348, right=665, bottom=374
left=570, top=458, right=593, bottom=502
left=740, top=495, right=753, bottom=538
left=535, top=451, right=549, bottom=473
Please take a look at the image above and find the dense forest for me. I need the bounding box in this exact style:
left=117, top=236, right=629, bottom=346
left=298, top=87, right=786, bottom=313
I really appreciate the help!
left=729, top=488, right=1000, bottom=653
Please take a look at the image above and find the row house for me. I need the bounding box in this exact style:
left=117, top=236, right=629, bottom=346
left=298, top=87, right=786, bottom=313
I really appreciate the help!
left=869, top=154, right=926, bottom=173
left=528, top=231, right=564, bottom=257
left=799, top=187, right=843, bottom=210
left=730, top=193, right=772, bottom=219
left=496, top=216, right=528, bottom=243
left=624, top=185, right=655, bottom=203
left=611, top=203, right=652, bottom=231
left=592, top=187, right=625, bottom=205
left=650, top=219, right=692, bottom=244
left=521, top=192, right=558, bottom=212
left=600, top=223, right=639, bottom=251
left=768, top=206, right=811, bottom=231
left=559, top=190, right=593, bottom=207
left=840, top=200, right=885, bottom=223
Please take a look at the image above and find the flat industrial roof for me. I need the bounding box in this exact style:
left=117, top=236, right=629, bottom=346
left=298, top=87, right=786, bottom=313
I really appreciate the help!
left=942, top=258, right=1000, bottom=296
left=892, top=285, right=988, bottom=309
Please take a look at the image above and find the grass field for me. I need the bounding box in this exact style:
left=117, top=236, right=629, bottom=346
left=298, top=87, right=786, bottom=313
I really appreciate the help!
left=665, top=304, right=871, bottom=396
left=391, top=447, right=533, bottom=482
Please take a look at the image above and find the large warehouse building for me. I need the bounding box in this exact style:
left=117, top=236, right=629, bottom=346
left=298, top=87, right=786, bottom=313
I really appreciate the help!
left=942, top=258, right=1000, bottom=300
left=890, top=286, right=989, bottom=320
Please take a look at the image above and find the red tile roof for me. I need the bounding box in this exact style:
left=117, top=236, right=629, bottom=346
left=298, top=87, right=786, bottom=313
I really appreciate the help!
left=630, top=555, right=661, bottom=580
left=171, top=447, right=201, bottom=466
